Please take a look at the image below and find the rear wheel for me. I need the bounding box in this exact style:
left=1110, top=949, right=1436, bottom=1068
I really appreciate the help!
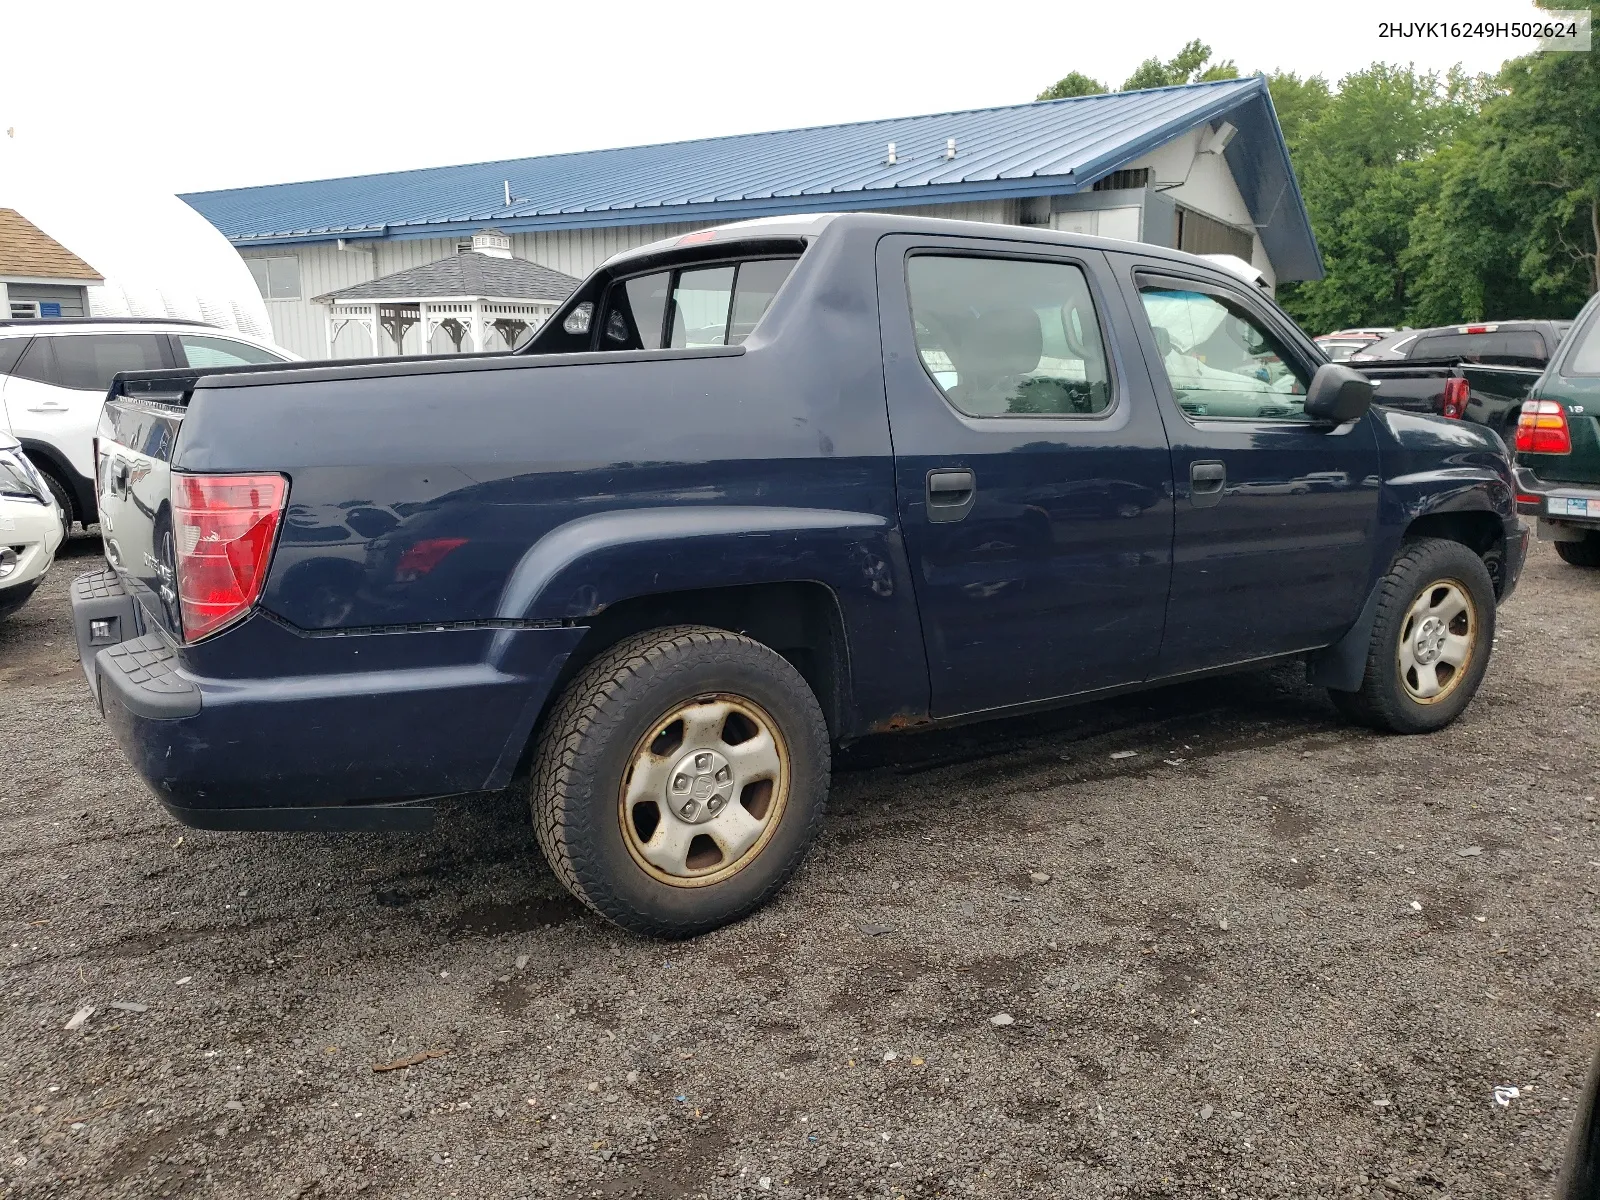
left=1328, top=538, right=1496, bottom=734
left=1555, top=533, right=1600, bottom=568
left=530, top=625, right=830, bottom=938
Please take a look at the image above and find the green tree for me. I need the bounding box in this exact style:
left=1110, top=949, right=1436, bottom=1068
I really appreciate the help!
left=1477, top=13, right=1600, bottom=300
left=1037, top=72, right=1108, bottom=101
left=1122, top=39, right=1237, bottom=91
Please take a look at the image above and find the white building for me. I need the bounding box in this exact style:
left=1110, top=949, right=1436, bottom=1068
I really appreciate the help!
left=182, top=77, right=1322, bottom=361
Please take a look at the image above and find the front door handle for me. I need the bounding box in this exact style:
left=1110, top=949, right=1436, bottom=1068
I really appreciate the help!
left=926, top=468, right=976, bottom=523
left=26, top=403, right=70, bottom=413
left=1190, top=460, right=1226, bottom=509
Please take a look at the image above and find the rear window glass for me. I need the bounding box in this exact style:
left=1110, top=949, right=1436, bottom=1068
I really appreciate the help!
left=1410, top=331, right=1546, bottom=366
left=0, top=337, right=26, bottom=377
left=1567, top=313, right=1600, bottom=375
left=599, top=257, right=798, bottom=351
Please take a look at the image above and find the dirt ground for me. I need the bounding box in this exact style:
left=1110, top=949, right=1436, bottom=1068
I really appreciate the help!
left=1, top=532, right=1597, bottom=1200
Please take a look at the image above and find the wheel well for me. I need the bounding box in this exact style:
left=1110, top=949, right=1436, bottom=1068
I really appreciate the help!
left=19, top=444, right=87, bottom=526
left=528, top=581, right=850, bottom=767
left=1404, top=510, right=1507, bottom=595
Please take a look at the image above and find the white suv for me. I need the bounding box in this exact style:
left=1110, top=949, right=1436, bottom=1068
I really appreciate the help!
left=0, top=319, right=294, bottom=528
left=0, top=430, right=64, bottom=619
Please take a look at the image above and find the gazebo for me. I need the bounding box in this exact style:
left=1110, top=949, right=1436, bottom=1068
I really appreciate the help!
left=314, top=229, right=578, bottom=357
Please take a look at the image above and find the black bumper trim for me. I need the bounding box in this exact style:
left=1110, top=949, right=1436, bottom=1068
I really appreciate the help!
left=159, top=799, right=437, bottom=832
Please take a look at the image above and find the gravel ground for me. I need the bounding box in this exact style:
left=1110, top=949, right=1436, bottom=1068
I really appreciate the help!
left=2, top=533, right=1597, bottom=1199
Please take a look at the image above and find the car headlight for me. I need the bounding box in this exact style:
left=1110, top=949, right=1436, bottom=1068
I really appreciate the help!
left=0, top=448, right=49, bottom=504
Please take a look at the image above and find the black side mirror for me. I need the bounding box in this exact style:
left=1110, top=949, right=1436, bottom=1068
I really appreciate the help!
left=1304, top=362, right=1374, bottom=424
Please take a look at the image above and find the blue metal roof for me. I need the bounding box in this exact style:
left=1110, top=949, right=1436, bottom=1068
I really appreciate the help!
left=182, top=77, right=1322, bottom=280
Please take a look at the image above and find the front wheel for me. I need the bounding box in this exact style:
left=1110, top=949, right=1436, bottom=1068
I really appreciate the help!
left=530, top=625, right=830, bottom=938
left=1328, top=538, right=1496, bottom=734
left=1555, top=533, right=1600, bottom=568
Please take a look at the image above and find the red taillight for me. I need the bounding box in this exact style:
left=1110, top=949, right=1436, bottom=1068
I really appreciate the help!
left=1440, top=377, right=1469, bottom=419
left=1464, top=325, right=1490, bottom=334
left=1514, top=400, right=1572, bottom=456
left=173, top=473, right=288, bottom=642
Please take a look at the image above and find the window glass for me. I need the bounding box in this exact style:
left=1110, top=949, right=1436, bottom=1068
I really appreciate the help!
left=265, top=257, right=300, bottom=300
left=178, top=335, right=285, bottom=368
left=727, top=258, right=797, bottom=345
left=906, top=255, right=1112, bottom=417
left=668, top=266, right=736, bottom=348
left=601, top=271, right=670, bottom=350
left=1569, top=312, right=1600, bottom=375
left=0, top=337, right=27, bottom=377
left=1138, top=285, right=1309, bottom=421
left=1410, top=331, right=1546, bottom=367
left=248, top=259, right=271, bottom=299
left=11, top=337, right=57, bottom=385
left=46, top=335, right=168, bottom=392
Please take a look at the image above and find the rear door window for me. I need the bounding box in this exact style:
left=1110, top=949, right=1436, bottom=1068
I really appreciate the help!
left=45, top=334, right=170, bottom=391
left=600, top=257, right=798, bottom=351
left=905, top=254, right=1113, bottom=417
left=176, top=335, right=286, bottom=368
left=1410, top=331, right=1546, bottom=366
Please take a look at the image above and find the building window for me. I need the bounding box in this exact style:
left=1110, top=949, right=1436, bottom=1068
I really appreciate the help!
left=1176, top=209, right=1254, bottom=262
left=248, top=256, right=301, bottom=300
left=1092, top=168, right=1151, bottom=191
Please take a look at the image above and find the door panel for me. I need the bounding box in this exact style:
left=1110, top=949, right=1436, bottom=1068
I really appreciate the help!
left=877, top=235, right=1175, bottom=718
left=1115, top=260, right=1382, bottom=675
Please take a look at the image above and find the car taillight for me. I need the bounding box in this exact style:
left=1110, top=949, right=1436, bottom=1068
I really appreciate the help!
left=1441, top=377, right=1469, bottom=419
left=173, top=473, right=288, bottom=642
left=1514, top=399, right=1572, bottom=456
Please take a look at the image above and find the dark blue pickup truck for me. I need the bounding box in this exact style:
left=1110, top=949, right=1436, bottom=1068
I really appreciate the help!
left=75, top=213, right=1526, bottom=936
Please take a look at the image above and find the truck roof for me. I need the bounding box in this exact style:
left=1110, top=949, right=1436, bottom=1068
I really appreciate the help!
left=604, top=211, right=1263, bottom=283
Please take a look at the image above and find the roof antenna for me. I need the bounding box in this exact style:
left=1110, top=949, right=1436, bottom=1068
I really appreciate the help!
left=885, top=142, right=897, bottom=165
left=945, top=138, right=957, bottom=160
left=503, top=180, right=512, bottom=207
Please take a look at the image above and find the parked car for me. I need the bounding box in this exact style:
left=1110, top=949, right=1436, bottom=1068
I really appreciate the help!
left=1512, top=294, right=1600, bottom=567
left=74, top=213, right=1526, bottom=937
left=0, top=430, right=64, bottom=619
left=0, top=318, right=294, bottom=530
left=1352, top=319, right=1574, bottom=440
left=1315, top=335, right=1380, bottom=362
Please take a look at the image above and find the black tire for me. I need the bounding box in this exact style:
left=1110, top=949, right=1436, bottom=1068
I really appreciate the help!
left=1328, top=537, right=1496, bottom=734
left=530, top=624, right=830, bottom=938
left=32, top=462, right=76, bottom=530
left=1555, top=534, right=1600, bottom=568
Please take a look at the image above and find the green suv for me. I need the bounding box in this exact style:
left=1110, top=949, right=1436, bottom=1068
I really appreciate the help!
left=1516, top=293, right=1600, bottom=567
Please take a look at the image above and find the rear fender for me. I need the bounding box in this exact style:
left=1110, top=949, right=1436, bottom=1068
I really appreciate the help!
left=488, top=505, right=929, bottom=737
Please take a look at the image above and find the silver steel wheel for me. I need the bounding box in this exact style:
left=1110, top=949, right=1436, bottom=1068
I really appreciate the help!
left=1396, top=578, right=1476, bottom=704
left=618, top=694, right=790, bottom=888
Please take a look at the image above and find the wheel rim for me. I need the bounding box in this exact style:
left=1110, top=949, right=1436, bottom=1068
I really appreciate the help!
left=617, top=694, right=791, bottom=888
left=1396, top=578, right=1476, bottom=704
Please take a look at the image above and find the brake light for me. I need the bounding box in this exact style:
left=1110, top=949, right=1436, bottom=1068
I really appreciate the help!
left=1514, top=400, right=1572, bottom=456
left=1464, top=325, right=1492, bottom=334
left=173, top=473, right=288, bottom=641
left=1440, top=377, right=1469, bottom=419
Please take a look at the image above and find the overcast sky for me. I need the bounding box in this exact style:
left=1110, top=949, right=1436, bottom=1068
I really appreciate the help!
left=0, top=0, right=1566, bottom=195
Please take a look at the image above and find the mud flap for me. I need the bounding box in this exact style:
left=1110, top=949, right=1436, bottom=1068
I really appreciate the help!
left=1304, top=579, right=1384, bottom=693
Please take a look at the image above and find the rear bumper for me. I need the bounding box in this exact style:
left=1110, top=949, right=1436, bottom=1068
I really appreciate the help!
left=72, top=565, right=586, bottom=831
left=1514, top=467, right=1600, bottom=534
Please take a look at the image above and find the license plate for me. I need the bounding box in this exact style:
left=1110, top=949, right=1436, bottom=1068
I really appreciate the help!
left=1549, top=496, right=1600, bottom=517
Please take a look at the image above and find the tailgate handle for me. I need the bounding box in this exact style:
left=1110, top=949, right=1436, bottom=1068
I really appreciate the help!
left=926, top=468, right=976, bottom=524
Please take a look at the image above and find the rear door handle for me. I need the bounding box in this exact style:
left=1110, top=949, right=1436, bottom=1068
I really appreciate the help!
left=926, top=468, right=976, bottom=523
left=1190, top=460, right=1226, bottom=509
left=26, top=402, right=69, bottom=413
